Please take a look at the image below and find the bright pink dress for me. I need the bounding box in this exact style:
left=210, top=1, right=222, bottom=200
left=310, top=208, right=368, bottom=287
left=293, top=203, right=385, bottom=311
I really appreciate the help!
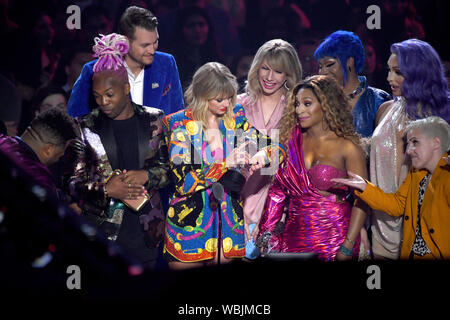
left=258, top=125, right=360, bottom=261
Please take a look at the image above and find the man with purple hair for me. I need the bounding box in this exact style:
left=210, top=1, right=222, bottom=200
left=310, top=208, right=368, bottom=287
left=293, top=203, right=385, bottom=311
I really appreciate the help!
left=65, top=33, right=170, bottom=269
left=67, top=6, right=184, bottom=118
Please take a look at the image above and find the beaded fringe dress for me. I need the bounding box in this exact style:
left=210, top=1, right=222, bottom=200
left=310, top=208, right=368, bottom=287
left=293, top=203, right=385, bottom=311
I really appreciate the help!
left=370, top=97, right=410, bottom=259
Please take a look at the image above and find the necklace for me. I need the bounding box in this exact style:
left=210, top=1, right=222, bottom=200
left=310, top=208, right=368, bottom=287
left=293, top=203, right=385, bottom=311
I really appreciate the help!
left=348, top=77, right=366, bottom=99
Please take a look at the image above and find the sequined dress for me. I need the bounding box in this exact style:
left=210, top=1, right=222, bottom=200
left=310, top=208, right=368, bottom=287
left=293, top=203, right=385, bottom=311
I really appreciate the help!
left=370, top=97, right=410, bottom=259
left=258, top=125, right=359, bottom=261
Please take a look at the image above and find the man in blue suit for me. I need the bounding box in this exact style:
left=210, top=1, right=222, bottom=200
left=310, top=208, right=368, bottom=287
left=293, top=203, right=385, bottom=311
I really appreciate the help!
left=67, top=6, right=184, bottom=118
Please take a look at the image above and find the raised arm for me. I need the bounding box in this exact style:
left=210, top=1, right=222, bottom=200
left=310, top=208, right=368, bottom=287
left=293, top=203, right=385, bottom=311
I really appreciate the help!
left=332, top=170, right=410, bottom=217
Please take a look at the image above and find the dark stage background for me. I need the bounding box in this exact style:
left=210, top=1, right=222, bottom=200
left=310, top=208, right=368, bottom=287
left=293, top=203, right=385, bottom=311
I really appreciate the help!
left=0, top=0, right=449, bottom=313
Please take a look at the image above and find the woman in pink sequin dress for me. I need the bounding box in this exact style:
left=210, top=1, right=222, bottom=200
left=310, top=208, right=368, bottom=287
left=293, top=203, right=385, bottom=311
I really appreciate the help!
left=257, top=75, right=369, bottom=261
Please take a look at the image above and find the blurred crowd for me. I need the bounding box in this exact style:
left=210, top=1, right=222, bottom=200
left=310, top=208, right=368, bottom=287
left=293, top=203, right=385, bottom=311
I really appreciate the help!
left=0, top=0, right=448, bottom=136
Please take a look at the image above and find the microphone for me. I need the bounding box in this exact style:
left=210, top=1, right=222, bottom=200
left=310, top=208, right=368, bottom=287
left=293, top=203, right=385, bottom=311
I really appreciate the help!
left=212, top=182, right=224, bottom=201
left=218, top=169, right=245, bottom=199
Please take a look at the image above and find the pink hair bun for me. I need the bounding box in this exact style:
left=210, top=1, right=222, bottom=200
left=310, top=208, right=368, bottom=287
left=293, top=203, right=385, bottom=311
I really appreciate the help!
left=92, top=33, right=129, bottom=73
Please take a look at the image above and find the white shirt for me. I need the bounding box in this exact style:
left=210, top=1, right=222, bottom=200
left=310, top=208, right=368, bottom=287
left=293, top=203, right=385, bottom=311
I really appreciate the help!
left=124, top=61, right=144, bottom=106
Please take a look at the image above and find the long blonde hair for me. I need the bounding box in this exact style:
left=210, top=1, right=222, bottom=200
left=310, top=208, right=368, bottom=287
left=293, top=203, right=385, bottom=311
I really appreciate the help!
left=279, top=75, right=361, bottom=147
left=184, top=62, right=237, bottom=129
left=245, top=39, right=303, bottom=104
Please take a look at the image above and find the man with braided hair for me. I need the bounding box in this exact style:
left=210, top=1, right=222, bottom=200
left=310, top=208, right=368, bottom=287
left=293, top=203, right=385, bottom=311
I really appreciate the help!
left=67, top=6, right=184, bottom=118
left=0, top=107, right=78, bottom=195
left=65, top=33, right=170, bottom=269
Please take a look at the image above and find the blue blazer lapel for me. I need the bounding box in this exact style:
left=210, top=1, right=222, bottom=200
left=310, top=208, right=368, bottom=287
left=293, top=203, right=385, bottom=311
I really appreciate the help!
left=143, top=64, right=156, bottom=108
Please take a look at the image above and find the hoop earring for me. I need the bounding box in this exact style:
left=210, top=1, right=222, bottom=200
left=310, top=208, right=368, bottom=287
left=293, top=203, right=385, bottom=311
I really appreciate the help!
left=284, top=81, right=290, bottom=91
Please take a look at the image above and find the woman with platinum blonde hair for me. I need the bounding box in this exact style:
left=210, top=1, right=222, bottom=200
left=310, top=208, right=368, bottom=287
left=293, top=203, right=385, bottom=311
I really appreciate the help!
left=162, top=62, right=286, bottom=269
left=237, top=39, right=302, bottom=254
left=333, top=116, right=450, bottom=260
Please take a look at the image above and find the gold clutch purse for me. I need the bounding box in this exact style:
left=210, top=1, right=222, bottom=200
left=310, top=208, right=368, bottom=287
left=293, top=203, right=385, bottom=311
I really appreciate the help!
left=106, top=169, right=150, bottom=211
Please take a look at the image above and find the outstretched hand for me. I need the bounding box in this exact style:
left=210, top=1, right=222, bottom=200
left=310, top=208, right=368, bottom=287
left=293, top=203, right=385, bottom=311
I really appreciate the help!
left=444, top=156, right=450, bottom=165
left=249, top=150, right=268, bottom=175
left=226, top=141, right=250, bottom=168
left=331, top=171, right=367, bottom=192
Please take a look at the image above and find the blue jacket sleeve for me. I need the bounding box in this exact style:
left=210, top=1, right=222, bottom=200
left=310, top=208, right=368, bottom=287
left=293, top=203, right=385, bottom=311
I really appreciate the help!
left=67, top=60, right=96, bottom=118
left=165, top=55, right=184, bottom=115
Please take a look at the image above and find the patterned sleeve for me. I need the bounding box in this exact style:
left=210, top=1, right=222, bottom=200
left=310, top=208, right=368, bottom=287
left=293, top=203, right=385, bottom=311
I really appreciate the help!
left=63, top=136, right=109, bottom=216
left=355, top=173, right=410, bottom=217
left=163, top=115, right=227, bottom=197
left=144, top=114, right=170, bottom=190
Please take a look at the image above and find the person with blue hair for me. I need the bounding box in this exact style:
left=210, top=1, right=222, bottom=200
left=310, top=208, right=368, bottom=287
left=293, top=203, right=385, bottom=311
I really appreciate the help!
left=314, top=30, right=390, bottom=138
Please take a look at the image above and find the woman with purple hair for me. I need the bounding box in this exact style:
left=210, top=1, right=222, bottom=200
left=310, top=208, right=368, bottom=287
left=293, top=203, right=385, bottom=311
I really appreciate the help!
left=370, top=38, right=449, bottom=260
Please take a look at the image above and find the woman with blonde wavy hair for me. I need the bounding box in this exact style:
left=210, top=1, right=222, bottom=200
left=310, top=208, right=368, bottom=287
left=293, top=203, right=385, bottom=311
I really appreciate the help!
left=162, top=62, right=285, bottom=269
left=237, top=39, right=302, bottom=252
left=257, top=75, right=369, bottom=261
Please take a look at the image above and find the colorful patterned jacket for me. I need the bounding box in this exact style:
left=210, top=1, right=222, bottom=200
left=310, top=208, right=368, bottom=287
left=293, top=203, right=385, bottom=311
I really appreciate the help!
left=65, top=103, right=170, bottom=241
left=162, top=104, right=286, bottom=262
